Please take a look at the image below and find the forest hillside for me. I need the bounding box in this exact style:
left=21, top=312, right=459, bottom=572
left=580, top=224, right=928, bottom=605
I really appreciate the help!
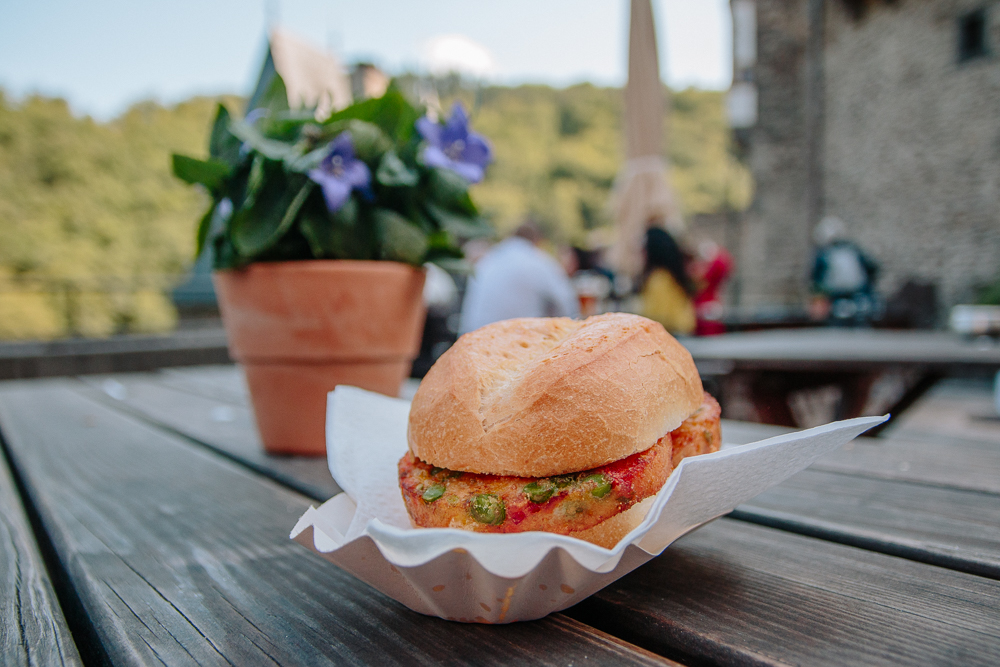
left=0, top=83, right=750, bottom=339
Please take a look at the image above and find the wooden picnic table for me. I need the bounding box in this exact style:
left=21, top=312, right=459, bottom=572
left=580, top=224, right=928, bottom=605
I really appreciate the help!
left=682, top=328, right=1000, bottom=373
left=682, top=328, right=1000, bottom=431
left=2, top=365, right=999, bottom=665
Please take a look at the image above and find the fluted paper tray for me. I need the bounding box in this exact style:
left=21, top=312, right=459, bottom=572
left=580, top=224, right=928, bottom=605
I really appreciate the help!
left=291, top=386, right=886, bottom=623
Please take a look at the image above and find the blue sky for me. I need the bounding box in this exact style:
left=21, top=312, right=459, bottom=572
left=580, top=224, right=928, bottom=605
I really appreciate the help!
left=0, top=0, right=732, bottom=120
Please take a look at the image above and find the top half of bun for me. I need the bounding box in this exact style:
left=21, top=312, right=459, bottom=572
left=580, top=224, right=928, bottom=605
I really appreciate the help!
left=407, top=313, right=703, bottom=477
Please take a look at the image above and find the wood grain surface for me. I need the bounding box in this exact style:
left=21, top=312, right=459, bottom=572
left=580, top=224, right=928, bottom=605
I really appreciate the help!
left=723, top=420, right=1000, bottom=494
left=77, top=373, right=340, bottom=500
left=568, top=519, right=1000, bottom=667
left=734, top=468, right=1000, bottom=578
left=0, top=441, right=82, bottom=666
left=0, top=381, right=671, bottom=666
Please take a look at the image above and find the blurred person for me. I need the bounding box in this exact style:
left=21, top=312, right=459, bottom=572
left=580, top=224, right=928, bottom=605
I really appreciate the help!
left=462, top=238, right=492, bottom=267
left=560, top=245, right=580, bottom=277
left=810, top=216, right=880, bottom=326
left=460, top=221, right=580, bottom=333
left=573, top=247, right=617, bottom=284
left=691, top=240, right=733, bottom=336
left=571, top=247, right=614, bottom=317
left=639, top=227, right=695, bottom=335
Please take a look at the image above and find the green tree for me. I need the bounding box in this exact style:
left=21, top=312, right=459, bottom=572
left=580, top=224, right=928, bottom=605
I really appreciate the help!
left=0, top=92, right=233, bottom=338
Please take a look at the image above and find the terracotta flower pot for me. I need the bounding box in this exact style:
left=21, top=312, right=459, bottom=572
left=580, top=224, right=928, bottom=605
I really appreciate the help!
left=213, top=260, right=427, bottom=456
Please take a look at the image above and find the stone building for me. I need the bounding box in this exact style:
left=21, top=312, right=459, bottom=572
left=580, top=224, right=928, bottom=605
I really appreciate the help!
left=732, top=0, right=1000, bottom=316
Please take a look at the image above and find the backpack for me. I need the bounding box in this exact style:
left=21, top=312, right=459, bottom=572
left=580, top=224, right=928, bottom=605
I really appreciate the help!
left=822, top=244, right=867, bottom=294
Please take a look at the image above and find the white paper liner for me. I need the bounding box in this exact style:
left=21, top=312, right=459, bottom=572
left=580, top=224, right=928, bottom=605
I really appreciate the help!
left=291, top=386, right=886, bottom=623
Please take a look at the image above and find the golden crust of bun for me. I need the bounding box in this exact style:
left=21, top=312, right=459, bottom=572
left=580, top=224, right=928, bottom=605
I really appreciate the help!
left=407, top=313, right=703, bottom=477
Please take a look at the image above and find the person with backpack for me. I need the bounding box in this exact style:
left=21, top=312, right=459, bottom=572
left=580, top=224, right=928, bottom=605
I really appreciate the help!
left=810, top=216, right=880, bottom=326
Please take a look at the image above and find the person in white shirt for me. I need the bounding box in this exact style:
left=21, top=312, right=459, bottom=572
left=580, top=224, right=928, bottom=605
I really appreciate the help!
left=460, top=222, right=580, bottom=334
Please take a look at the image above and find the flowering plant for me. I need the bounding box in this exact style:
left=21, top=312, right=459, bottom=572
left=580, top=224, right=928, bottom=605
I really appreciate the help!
left=172, top=77, right=492, bottom=270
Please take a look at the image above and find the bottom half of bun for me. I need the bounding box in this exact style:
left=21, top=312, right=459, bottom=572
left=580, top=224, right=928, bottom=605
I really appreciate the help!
left=568, top=496, right=656, bottom=548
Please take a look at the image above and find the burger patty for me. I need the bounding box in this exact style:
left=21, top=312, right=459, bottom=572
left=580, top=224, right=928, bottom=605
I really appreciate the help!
left=399, top=393, right=721, bottom=535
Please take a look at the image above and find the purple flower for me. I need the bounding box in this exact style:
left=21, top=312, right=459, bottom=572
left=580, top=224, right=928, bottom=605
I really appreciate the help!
left=416, top=103, right=492, bottom=183
left=308, top=133, right=372, bottom=213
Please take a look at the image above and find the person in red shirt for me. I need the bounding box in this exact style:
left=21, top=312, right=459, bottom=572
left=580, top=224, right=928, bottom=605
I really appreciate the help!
left=691, top=241, right=733, bottom=336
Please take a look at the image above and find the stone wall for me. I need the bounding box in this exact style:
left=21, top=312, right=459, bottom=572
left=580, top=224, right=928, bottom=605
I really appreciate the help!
left=823, top=0, right=1000, bottom=309
left=736, top=0, right=813, bottom=309
left=741, top=0, right=1000, bottom=314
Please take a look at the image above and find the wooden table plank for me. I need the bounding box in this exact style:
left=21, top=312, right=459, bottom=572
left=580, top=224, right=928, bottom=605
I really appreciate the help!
left=720, top=418, right=1000, bottom=576
left=723, top=421, right=1000, bottom=494
left=77, top=373, right=339, bottom=501
left=0, top=438, right=82, bottom=666
left=0, top=380, right=672, bottom=666
left=880, top=377, right=1000, bottom=446
left=568, top=519, right=1000, bottom=667
left=734, top=469, right=1000, bottom=578
left=76, top=369, right=419, bottom=501
left=158, top=364, right=251, bottom=404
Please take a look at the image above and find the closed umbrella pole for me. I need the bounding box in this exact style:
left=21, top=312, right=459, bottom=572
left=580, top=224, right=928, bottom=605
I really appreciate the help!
left=611, top=0, right=684, bottom=277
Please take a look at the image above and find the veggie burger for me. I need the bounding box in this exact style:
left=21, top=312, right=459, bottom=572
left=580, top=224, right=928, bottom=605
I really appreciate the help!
left=398, top=313, right=721, bottom=547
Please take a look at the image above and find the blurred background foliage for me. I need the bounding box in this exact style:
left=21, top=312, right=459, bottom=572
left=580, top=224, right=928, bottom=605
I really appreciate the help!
left=462, top=83, right=752, bottom=243
left=0, top=81, right=749, bottom=340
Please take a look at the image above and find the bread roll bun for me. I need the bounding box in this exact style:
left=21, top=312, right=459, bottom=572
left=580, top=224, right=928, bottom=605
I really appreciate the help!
left=407, top=313, right=703, bottom=477
left=569, top=496, right=656, bottom=548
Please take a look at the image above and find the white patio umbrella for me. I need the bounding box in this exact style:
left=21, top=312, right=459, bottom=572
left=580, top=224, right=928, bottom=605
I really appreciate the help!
left=609, top=0, right=685, bottom=277
left=249, top=28, right=353, bottom=119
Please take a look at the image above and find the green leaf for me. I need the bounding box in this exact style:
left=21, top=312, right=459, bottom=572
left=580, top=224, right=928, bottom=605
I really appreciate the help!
left=275, top=109, right=320, bottom=123
left=299, top=197, right=374, bottom=259
left=230, top=168, right=313, bottom=258
left=427, top=167, right=478, bottom=215
left=285, top=120, right=393, bottom=172
left=424, top=202, right=493, bottom=239
left=228, top=121, right=294, bottom=161
left=263, top=119, right=309, bottom=143
left=254, top=227, right=313, bottom=262
left=244, top=154, right=266, bottom=207
left=268, top=110, right=316, bottom=134
left=426, top=230, right=462, bottom=254
left=324, top=90, right=420, bottom=144
left=208, top=105, right=230, bottom=157
left=299, top=212, right=330, bottom=258
left=374, top=208, right=428, bottom=265
left=212, top=233, right=244, bottom=270
left=337, top=120, right=393, bottom=163
left=424, top=231, right=470, bottom=273
left=208, top=104, right=242, bottom=167
left=285, top=143, right=330, bottom=174
left=257, top=71, right=290, bottom=114
left=195, top=199, right=218, bottom=258
left=172, top=155, right=231, bottom=193
left=376, top=150, right=418, bottom=187
left=427, top=256, right=472, bottom=273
